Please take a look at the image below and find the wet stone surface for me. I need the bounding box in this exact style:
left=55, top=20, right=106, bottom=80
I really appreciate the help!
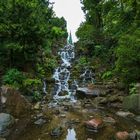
left=8, top=99, right=140, bottom=140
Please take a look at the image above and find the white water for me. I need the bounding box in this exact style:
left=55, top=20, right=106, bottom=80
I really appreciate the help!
left=66, top=128, right=76, bottom=140
left=80, top=68, right=95, bottom=85
left=43, top=80, right=47, bottom=94
left=53, top=44, right=77, bottom=101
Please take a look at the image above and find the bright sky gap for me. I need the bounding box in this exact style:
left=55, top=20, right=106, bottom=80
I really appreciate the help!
left=49, top=0, right=85, bottom=42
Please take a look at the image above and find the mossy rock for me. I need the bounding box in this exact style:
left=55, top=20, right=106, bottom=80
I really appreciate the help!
left=123, top=94, right=140, bottom=112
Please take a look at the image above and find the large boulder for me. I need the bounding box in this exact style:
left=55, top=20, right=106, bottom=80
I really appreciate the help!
left=0, top=113, right=15, bottom=137
left=76, top=87, right=100, bottom=98
left=0, top=86, right=31, bottom=117
left=123, top=94, right=140, bottom=112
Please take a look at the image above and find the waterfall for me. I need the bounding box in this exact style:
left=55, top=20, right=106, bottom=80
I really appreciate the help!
left=80, top=68, right=95, bottom=85
left=52, top=44, right=76, bottom=101
left=42, top=79, right=47, bottom=94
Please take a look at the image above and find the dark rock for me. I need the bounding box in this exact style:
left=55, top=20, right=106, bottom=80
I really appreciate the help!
left=54, top=109, right=60, bottom=115
left=51, top=127, right=63, bottom=137
left=76, top=87, right=100, bottom=98
left=94, top=97, right=108, bottom=104
left=36, top=113, right=44, bottom=119
left=0, top=113, right=15, bottom=137
left=108, top=95, right=124, bottom=103
left=109, top=103, right=122, bottom=108
left=58, top=91, right=69, bottom=96
left=34, top=118, right=46, bottom=125
left=63, top=106, right=69, bottom=111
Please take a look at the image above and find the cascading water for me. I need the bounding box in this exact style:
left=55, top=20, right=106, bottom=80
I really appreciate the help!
left=42, top=79, right=47, bottom=94
left=80, top=68, right=95, bottom=85
left=52, top=43, right=77, bottom=101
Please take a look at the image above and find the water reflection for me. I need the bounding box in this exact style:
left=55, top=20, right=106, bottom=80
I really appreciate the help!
left=66, top=128, right=77, bottom=140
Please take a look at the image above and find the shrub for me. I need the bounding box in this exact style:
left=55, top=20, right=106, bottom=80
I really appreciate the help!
left=23, top=78, right=42, bottom=94
left=101, top=70, right=113, bottom=80
left=129, top=83, right=137, bottom=95
left=2, top=68, right=25, bottom=88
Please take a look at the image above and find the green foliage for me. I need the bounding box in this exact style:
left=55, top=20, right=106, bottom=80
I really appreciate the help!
left=76, top=0, right=140, bottom=88
left=0, top=0, right=68, bottom=93
left=129, top=83, right=137, bottom=95
left=0, top=0, right=67, bottom=66
left=45, top=58, right=57, bottom=71
left=2, top=68, right=25, bottom=88
left=115, top=29, right=140, bottom=84
left=23, top=78, right=41, bottom=87
left=101, top=71, right=113, bottom=80
left=51, top=26, right=66, bottom=37
left=79, top=56, right=88, bottom=66
left=33, top=91, right=42, bottom=102
left=23, top=78, right=42, bottom=101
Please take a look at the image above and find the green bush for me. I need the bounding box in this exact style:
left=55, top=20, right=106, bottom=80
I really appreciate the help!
left=33, top=91, right=42, bottom=102
left=45, top=58, right=57, bottom=71
left=101, top=71, right=113, bottom=80
left=115, top=29, right=140, bottom=85
left=129, top=83, right=137, bottom=95
left=2, top=68, right=25, bottom=88
left=23, top=78, right=42, bottom=94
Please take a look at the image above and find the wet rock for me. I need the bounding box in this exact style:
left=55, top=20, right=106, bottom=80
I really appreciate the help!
left=103, top=117, right=116, bottom=125
left=94, top=97, right=108, bottom=104
left=134, top=130, right=140, bottom=139
left=51, top=127, right=63, bottom=137
left=63, top=106, right=69, bottom=111
left=76, top=87, right=100, bottom=98
left=85, top=118, right=103, bottom=132
left=66, top=119, right=80, bottom=127
left=130, top=130, right=140, bottom=140
left=116, top=111, right=134, bottom=118
left=36, top=113, right=43, bottom=119
left=129, top=130, right=140, bottom=140
left=58, top=91, right=69, bottom=96
left=34, top=118, right=46, bottom=125
left=53, top=109, right=60, bottom=115
left=0, top=113, right=15, bottom=137
left=109, top=103, right=122, bottom=108
left=108, top=95, right=124, bottom=102
left=115, top=131, right=129, bottom=140
left=82, top=99, right=93, bottom=107
left=134, top=116, right=140, bottom=123
left=1, top=86, right=31, bottom=117
left=129, top=132, right=136, bottom=140
left=59, top=114, right=66, bottom=118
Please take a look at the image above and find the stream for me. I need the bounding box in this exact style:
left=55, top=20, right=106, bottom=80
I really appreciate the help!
left=8, top=43, right=140, bottom=140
